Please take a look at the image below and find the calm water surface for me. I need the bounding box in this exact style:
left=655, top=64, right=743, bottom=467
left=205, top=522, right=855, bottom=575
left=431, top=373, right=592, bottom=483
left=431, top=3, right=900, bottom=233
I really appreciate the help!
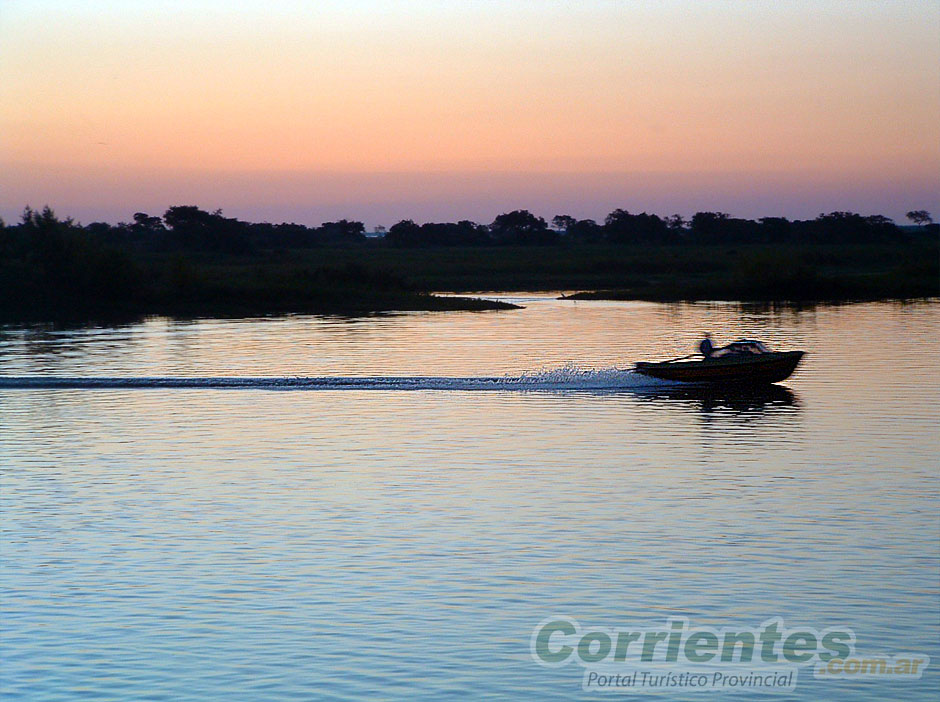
left=1, top=298, right=938, bottom=700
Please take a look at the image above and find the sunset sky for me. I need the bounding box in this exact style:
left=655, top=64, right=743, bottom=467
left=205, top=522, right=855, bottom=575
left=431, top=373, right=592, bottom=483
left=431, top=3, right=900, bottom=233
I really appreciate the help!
left=2, top=0, right=938, bottom=227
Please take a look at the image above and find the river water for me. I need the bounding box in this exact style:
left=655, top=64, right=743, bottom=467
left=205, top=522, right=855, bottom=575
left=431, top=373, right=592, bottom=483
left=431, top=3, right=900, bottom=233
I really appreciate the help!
left=1, top=297, right=938, bottom=700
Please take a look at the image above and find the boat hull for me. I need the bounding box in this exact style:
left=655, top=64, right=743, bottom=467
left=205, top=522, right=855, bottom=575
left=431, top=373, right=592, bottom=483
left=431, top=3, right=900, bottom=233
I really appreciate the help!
left=635, top=351, right=804, bottom=385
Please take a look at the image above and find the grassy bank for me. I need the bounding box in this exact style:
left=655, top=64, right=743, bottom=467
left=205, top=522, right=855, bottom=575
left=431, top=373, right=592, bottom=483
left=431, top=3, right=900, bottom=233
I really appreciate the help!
left=2, top=214, right=936, bottom=324
left=274, top=241, right=939, bottom=301
left=0, top=254, right=518, bottom=325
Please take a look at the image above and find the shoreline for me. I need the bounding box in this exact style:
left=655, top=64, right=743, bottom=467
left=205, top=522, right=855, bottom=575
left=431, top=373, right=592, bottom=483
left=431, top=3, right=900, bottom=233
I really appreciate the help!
left=4, top=293, right=935, bottom=330
left=0, top=294, right=520, bottom=327
left=3, top=233, right=936, bottom=324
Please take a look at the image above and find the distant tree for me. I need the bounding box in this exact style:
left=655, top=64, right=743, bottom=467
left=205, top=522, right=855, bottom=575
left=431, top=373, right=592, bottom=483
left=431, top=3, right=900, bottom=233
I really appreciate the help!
left=801, top=212, right=901, bottom=243
left=691, top=211, right=729, bottom=229
left=490, top=210, right=555, bottom=245
left=18, top=207, right=81, bottom=261
left=130, top=212, right=166, bottom=235
left=318, top=219, right=366, bottom=243
left=22, top=205, right=74, bottom=229
left=566, top=218, right=603, bottom=243
left=10, top=204, right=141, bottom=302
left=163, top=205, right=252, bottom=252
left=387, top=220, right=490, bottom=247
left=665, top=214, right=686, bottom=232
left=386, top=219, right=422, bottom=247
left=450, top=220, right=492, bottom=246
left=85, top=222, right=116, bottom=238
left=906, top=210, right=933, bottom=227
left=551, top=215, right=577, bottom=233
left=605, top=209, right=672, bottom=243
left=758, top=217, right=791, bottom=242
left=164, top=205, right=217, bottom=233
left=865, top=214, right=895, bottom=229
left=690, top=212, right=731, bottom=242
left=604, top=209, right=631, bottom=231
left=246, top=221, right=319, bottom=248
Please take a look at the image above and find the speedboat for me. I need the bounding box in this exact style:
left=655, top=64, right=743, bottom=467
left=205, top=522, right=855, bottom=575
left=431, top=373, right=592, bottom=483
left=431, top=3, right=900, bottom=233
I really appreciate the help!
left=635, top=340, right=804, bottom=385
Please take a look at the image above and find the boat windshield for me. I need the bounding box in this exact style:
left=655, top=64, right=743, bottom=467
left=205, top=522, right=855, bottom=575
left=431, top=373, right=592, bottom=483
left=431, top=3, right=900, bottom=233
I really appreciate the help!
left=725, top=340, right=770, bottom=354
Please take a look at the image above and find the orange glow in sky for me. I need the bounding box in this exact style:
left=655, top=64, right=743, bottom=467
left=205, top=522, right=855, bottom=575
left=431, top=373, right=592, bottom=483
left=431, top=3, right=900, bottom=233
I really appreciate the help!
left=2, top=1, right=938, bottom=225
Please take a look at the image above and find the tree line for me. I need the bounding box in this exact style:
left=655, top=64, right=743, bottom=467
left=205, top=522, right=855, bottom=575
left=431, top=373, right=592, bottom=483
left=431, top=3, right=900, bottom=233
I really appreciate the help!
left=1, top=205, right=935, bottom=320
left=0, top=206, right=504, bottom=320
left=1, top=205, right=935, bottom=254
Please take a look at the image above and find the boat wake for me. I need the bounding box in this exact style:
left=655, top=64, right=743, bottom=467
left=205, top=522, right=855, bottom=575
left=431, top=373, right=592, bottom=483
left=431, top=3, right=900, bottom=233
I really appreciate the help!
left=0, top=365, right=680, bottom=392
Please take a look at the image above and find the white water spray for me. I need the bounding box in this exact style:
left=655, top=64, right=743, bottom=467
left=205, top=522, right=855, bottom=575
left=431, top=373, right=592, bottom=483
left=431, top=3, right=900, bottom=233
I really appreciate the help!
left=0, top=364, right=679, bottom=391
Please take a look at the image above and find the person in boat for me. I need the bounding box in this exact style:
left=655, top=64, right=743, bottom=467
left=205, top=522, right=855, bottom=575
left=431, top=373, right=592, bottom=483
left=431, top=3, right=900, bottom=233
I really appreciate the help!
left=700, top=335, right=770, bottom=360
left=699, top=333, right=715, bottom=358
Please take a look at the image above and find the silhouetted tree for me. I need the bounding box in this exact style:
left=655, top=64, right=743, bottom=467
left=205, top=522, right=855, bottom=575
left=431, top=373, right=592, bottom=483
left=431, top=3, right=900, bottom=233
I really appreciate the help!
left=131, top=212, right=166, bottom=235
left=386, top=219, right=490, bottom=247
left=604, top=209, right=674, bottom=244
left=808, top=212, right=901, bottom=243
left=318, top=219, right=366, bottom=244
left=387, top=220, right=422, bottom=247
left=163, top=205, right=252, bottom=252
left=85, top=222, right=118, bottom=238
left=665, top=214, right=686, bottom=233
left=690, top=212, right=730, bottom=242
left=552, top=215, right=577, bottom=233
left=490, top=210, right=555, bottom=245
left=247, top=221, right=323, bottom=248
left=5, top=205, right=141, bottom=308
left=566, top=218, right=603, bottom=243
left=758, top=217, right=791, bottom=242
left=906, top=210, right=933, bottom=227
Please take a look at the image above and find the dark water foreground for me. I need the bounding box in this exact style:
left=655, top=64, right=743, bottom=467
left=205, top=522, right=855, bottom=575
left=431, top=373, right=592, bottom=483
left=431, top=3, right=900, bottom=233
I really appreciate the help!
left=1, top=298, right=937, bottom=701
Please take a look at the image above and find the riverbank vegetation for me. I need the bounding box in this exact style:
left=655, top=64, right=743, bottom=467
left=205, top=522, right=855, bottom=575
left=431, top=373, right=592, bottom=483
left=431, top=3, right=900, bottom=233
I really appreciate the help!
left=1, top=205, right=935, bottom=323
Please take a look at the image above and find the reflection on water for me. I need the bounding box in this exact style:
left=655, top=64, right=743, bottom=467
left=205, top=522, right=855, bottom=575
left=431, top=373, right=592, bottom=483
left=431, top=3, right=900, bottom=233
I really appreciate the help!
left=1, top=299, right=938, bottom=701
left=634, top=382, right=799, bottom=413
